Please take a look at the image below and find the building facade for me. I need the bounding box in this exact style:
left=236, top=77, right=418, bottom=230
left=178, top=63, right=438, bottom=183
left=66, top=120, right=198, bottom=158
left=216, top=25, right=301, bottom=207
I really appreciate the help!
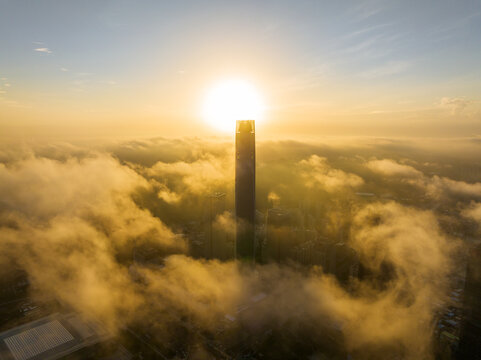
left=235, top=120, right=256, bottom=261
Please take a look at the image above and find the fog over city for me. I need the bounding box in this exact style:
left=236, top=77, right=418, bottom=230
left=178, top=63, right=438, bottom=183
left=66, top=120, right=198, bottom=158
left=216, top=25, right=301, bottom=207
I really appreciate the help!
left=0, top=136, right=479, bottom=359
left=1, top=0, right=481, bottom=358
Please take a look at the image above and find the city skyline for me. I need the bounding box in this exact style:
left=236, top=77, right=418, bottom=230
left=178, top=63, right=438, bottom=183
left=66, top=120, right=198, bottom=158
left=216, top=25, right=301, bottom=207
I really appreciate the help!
left=0, top=1, right=480, bottom=359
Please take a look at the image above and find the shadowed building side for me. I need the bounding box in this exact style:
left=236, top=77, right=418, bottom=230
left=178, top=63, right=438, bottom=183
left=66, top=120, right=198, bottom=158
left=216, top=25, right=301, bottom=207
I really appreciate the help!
left=235, top=120, right=256, bottom=261
left=457, top=243, right=481, bottom=360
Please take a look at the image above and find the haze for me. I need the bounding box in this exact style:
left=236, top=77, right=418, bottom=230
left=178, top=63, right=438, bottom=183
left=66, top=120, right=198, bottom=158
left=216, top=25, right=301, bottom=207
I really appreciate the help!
left=1, top=0, right=481, bottom=139
left=1, top=1, right=481, bottom=360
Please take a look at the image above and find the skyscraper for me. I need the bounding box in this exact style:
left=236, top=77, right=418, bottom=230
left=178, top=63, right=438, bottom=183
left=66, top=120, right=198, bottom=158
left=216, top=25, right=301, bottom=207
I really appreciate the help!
left=457, top=244, right=481, bottom=359
left=207, top=192, right=227, bottom=259
left=235, top=120, right=256, bottom=261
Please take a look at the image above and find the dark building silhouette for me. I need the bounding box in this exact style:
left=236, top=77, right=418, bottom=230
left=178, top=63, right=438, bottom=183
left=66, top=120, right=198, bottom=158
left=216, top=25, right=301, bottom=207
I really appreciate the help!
left=264, top=208, right=300, bottom=263
left=457, top=243, right=481, bottom=360
left=207, top=192, right=226, bottom=259
left=235, top=120, right=256, bottom=261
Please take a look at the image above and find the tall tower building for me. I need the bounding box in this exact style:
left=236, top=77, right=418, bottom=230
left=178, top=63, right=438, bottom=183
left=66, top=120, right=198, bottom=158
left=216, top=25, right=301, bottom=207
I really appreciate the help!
left=235, top=120, right=256, bottom=261
left=206, top=192, right=226, bottom=259
left=457, top=244, right=481, bottom=359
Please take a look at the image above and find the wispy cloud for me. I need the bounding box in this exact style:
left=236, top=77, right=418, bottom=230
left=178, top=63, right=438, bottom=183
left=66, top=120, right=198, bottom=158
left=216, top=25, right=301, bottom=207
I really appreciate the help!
left=343, top=34, right=383, bottom=54
left=98, top=80, right=117, bottom=85
left=0, top=78, right=26, bottom=107
left=70, top=72, right=105, bottom=92
left=359, top=61, right=411, bottom=78
left=34, top=47, right=52, bottom=54
left=60, top=67, right=69, bottom=72
left=283, top=63, right=329, bottom=91
left=439, top=97, right=473, bottom=115
left=343, top=23, right=392, bottom=39
left=348, top=0, right=385, bottom=21
left=428, top=12, right=481, bottom=42
left=340, top=30, right=406, bottom=61
left=0, top=97, right=29, bottom=108
left=0, top=78, right=10, bottom=94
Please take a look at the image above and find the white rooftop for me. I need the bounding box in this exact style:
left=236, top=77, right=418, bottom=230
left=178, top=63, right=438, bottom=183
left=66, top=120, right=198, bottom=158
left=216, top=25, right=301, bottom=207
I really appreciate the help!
left=4, top=320, right=73, bottom=360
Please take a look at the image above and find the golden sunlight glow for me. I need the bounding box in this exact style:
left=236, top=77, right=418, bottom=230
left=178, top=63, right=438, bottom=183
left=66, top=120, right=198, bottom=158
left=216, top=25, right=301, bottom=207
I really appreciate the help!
left=202, top=79, right=264, bottom=132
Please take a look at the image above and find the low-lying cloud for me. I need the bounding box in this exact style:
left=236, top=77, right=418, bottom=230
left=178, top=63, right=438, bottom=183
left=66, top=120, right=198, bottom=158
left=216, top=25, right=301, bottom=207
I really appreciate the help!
left=366, top=157, right=481, bottom=200
left=300, top=155, right=364, bottom=192
left=366, top=158, right=423, bottom=178
left=0, top=137, right=473, bottom=358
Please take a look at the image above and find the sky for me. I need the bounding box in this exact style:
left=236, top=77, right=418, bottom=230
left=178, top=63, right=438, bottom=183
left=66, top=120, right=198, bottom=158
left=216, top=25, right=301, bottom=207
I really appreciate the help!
left=0, top=0, right=480, bottom=139
left=1, top=3, right=481, bottom=356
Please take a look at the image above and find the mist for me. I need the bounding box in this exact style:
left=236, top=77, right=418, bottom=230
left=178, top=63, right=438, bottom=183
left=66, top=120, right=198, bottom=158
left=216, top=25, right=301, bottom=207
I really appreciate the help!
left=0, top=136, right=478, bottom=359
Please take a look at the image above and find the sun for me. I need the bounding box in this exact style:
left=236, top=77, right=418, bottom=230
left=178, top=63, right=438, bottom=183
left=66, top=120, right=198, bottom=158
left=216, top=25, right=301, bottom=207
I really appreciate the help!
left=202, top=79, right=264, bottom=132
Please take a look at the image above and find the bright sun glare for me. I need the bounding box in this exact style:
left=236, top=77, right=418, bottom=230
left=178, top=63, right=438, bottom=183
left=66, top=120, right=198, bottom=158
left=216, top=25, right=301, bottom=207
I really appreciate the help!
left=203, top=79, right=264, bottom=132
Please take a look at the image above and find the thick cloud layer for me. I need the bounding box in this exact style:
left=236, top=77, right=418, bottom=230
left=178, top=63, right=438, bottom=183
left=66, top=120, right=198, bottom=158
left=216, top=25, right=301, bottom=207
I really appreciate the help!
left=0, top=154, right=184, bottom=329
left=366, top=157, right=481, bottom=200
left=0, top=137, right=475, bottom=358
left=300, top=155, right=364, bottom=191
left=366, top=159, right=423, bottom=178
left=462, top=202, right=481, bottom=225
